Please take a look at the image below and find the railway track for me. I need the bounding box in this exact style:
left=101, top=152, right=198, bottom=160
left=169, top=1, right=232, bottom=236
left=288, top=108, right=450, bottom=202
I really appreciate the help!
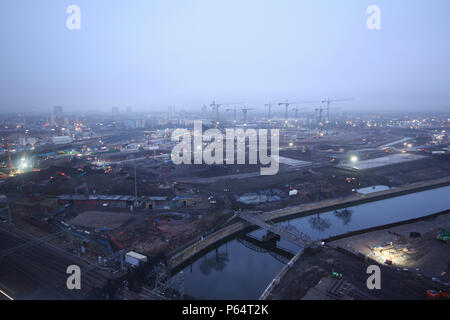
left=0, top=224, right=114, bottom=299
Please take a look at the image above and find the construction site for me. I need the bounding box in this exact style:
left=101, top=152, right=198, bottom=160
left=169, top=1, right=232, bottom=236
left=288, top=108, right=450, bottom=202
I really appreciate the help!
left=263, top=212, right=450, bottom=300
left=0, top=101, right=448, bottom=300
left=2, top=1, right=450, bottom=313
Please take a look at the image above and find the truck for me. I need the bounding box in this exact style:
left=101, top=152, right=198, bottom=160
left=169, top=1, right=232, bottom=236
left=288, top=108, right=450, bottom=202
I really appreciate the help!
left=125, top=251, right=147, bottom=267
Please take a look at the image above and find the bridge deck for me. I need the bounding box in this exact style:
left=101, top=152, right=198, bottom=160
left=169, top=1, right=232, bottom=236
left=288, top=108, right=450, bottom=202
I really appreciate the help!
left=237, top=212, right=311, bottom=247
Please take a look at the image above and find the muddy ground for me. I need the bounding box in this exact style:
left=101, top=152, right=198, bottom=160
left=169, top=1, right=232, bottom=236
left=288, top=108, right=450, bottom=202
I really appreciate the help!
left=2, top=198, right=225, bottom=265
left=267, top=244, right=448, bottom=300
left=267, top=213, right=450, bottom=300
left=329, top=213, right=450, bottom=283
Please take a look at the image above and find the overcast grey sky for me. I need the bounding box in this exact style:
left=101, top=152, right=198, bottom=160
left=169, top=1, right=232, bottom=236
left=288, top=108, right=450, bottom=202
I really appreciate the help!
left=0, top=0, right=449, bottom=113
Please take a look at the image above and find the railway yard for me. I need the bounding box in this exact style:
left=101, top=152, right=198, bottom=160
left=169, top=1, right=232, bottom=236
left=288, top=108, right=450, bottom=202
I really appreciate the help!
left=0, top=223, right=113, bottom=300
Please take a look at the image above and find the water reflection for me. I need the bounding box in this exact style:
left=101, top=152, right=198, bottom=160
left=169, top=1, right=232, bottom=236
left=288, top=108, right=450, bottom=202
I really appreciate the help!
left=180, top=186, right=450, bottom=299
left=199, top=249, right=230, bottom=275
left=308, top=214, right=332, bottom=231
left=238, top=233, right=294, bottom=264
left=334, top=208, right=353, bottom=225
left=279, top=222, right=301, bottom=234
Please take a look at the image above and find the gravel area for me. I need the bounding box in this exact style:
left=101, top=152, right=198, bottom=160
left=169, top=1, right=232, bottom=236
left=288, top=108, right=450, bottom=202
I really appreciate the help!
left=69, top=211, right=132, bottom=230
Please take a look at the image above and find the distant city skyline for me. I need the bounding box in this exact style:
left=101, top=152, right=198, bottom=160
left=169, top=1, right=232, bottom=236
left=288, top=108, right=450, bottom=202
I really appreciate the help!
left=1, top=0, right=449, bottom=113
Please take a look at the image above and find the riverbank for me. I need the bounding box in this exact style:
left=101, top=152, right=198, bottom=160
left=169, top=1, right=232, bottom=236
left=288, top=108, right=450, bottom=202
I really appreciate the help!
left=168, top=176, right=450, bottom=269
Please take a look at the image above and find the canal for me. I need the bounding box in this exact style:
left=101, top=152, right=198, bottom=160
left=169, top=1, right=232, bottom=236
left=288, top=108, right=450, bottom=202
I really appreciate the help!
left=175, top=186, right=450, bottom=299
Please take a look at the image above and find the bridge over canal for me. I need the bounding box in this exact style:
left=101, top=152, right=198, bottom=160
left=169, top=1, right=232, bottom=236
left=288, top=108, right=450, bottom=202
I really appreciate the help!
left=236, top=211, right=312, bottom=248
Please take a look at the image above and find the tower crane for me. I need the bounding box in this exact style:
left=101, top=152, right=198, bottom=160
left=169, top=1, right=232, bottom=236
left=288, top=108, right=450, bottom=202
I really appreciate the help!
left=321, top=98, right=354, bottom=123
left=241, top=107, right=255, bottom=124
left=210, top=101, right=243, bottom=126
left=314, top=104, right=341, bottom=137
left=210, top=101, right=220, bottom=126
left=314, top=105, right=325, bottom=124
left=265, top=103, right=274, bottom=120
left=278, top=100, right=319, bottom=120
left=292, top=106, right=309, bottom=129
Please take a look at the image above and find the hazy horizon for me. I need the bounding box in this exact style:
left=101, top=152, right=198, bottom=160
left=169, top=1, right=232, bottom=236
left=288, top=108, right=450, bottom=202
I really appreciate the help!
left=1, top=0, right=449, bottom=113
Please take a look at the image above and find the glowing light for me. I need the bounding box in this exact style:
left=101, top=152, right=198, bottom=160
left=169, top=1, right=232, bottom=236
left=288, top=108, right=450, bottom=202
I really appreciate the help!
left=0, top=288, right=14, bottom=300
left=350, top=155, right=358, bottom=163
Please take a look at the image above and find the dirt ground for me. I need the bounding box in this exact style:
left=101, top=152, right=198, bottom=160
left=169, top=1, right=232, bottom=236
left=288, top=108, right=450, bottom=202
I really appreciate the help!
left=267, top=244, right=448, bottom=300
left=329, top=213, right=450, bottom=282
left=114, top=209, right=222, bottom=257
left=3, top=197, right=223, bottom=266
left=69, top=211, right=133, bottom=230
left=267, top=213, right=450, bottom=300
left=367, top=157, right=450, bottom=186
